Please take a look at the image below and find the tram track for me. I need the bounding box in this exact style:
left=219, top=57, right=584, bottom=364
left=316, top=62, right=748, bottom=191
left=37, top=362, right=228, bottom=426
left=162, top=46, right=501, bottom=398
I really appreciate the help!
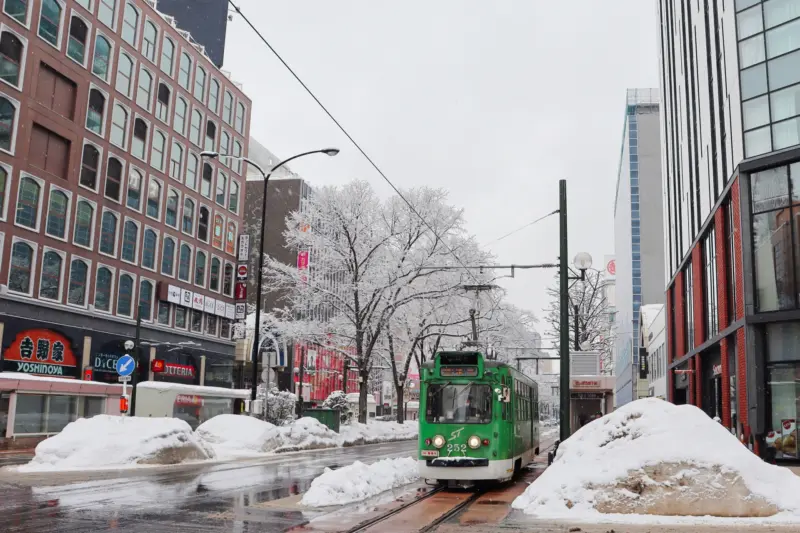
left=344, top=486, right=445, bottom=533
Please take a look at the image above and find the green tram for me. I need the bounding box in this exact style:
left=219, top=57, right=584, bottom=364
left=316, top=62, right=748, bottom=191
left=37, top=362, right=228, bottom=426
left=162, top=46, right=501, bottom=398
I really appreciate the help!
left=418, top=351, right=539, bottom=486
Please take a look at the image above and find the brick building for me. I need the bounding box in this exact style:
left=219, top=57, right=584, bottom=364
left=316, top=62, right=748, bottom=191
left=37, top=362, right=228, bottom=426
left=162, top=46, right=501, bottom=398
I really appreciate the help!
left=658, top=0, right=800, bottom=461
left=0, top=0, right=251, bottom=402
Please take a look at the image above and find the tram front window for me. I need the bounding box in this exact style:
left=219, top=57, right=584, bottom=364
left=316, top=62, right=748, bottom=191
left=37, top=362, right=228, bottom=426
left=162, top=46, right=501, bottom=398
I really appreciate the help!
left=426, top=383, right=492, bottom=424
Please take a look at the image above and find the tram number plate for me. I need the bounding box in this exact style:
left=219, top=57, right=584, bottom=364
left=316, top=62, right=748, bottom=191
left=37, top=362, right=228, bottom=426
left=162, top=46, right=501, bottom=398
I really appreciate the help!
left=421, top=450, right=439, bottom=457
left=447, top=444, right=467, bottom=453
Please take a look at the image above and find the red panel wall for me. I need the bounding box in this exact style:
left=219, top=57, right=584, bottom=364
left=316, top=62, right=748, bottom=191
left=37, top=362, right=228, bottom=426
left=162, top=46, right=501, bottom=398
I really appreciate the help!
left=714, top=205, right=732, bottom=428
left=666, top=285, right=674, bottom=403
left=731, top=178, right=749, bottom=435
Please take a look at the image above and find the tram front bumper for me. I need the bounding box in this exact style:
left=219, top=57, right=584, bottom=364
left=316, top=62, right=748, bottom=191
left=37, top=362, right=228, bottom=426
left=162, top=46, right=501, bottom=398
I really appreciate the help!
left=417, top=458, right=514, bottom=481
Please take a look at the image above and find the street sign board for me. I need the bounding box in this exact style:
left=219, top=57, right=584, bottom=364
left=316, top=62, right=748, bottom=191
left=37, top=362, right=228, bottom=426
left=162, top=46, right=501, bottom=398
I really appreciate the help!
left=116, top=354, right=135, bottom=377
left=235, top=303, right=246, bottom=319
left=237, top=264, right=248, bottom=280
left=238, top=234, right=250, bottom=261
left=118, top=375, right=131, bottom=383
left=235, top=281, right=247, bottom=300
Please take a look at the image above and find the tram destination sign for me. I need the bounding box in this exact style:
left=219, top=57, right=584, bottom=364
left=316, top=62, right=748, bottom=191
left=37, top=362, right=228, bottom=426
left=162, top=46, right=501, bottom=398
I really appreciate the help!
left=440, top=366, right=478, bottom=377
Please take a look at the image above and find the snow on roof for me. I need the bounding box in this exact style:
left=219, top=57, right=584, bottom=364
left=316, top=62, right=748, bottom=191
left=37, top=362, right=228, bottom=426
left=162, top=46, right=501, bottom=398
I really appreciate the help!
left=346, top=392, right=376, bottom=404
left=136, top=381, right=251, bottom=399
left=0, top=372, right=123, bottom=392
left=640, top=304, right=664, bottom=331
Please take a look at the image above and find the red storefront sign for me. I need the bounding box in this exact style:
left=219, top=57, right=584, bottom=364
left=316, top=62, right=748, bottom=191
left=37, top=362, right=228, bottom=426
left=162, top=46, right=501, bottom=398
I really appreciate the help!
left=235, top=282, right=247, bottom=300
left=2, top=329, right=78, bottom=377
left=297, top=251, right=309, bottom=270
left=175, top=394, right=204, bottom=406
left=163, top=363, right=196, bottom=379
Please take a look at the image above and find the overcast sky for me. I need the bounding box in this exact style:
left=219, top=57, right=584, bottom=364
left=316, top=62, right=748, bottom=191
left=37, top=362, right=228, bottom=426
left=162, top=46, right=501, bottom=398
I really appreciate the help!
left=224, top=1, right=661, bottom=346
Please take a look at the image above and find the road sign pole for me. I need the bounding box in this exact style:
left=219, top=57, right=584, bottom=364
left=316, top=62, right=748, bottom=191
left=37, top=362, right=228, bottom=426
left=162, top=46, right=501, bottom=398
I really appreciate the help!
left=559, top=179, right=571, bottom=444
left=130, top=304, right=142, bottom=417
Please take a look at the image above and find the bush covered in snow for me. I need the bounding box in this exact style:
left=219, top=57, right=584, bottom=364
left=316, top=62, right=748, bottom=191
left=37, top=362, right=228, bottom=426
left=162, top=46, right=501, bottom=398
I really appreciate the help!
left=322, top=390, right=353, bottom=424
left=512, top=398, right=800, bottom=522
left=301, top=457, right=419, bottom=507
left=259, top=387, right=297, bottom=426
left=19, top=415, right=215, bottom=471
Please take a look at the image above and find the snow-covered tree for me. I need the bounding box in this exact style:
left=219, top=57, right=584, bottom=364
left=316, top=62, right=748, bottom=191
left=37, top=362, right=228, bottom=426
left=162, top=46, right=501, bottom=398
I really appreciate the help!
left=543, top=270, right=614, bottom=375
left=322, top=390, right=353, bottom=424
left=259, top=387, right=297, bottom=425
left=264, top=181, right=478, bottom=423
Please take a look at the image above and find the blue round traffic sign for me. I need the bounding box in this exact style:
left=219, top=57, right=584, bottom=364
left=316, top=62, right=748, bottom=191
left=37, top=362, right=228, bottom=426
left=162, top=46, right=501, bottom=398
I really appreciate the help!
left=116, top=354, right=135, bottom=377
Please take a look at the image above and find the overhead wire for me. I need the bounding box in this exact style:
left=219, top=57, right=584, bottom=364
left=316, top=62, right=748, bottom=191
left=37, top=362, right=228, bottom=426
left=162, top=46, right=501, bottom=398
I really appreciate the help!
left=228, top=0, right=546, bottom=353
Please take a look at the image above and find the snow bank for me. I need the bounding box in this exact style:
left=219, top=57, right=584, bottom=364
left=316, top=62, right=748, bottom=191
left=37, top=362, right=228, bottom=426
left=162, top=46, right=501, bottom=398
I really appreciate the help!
left=19, top=415, right=215, bottom=472
left=275, top=417, right=341, bottom=452
left=300, top=457, right=419, bottom=507
left=512, top=398, right=800, bottom=522
left=195, top=414, right=280, bottom=458
left=339, top=420, right=418, bottom=446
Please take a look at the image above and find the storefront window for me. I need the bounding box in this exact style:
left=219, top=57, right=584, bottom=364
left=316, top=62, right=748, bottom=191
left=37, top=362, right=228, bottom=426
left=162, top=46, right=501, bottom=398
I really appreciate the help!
left=0, top=393, right=9, bottom=438
left=48, top=395, right=78, bottom=433
left=13, top=394, right=80, bottom=434
left=766, top=321, right=800, bottom=459
left=82, top=396, right=105, bottom=418
left=171, top=395, right=233, bottom=430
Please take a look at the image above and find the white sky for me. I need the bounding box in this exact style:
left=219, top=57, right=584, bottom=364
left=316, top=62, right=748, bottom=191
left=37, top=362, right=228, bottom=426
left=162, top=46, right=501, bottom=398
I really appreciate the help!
left=224, top=1, right=660, bottom=346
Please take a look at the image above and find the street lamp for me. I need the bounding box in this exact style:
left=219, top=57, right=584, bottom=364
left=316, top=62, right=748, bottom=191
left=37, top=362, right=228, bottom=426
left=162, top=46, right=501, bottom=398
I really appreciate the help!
left=201, top=148, right=339, bottom=403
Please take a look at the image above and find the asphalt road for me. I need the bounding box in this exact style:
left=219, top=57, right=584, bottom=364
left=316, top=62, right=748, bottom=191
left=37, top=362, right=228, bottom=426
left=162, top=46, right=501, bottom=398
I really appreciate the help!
left=0, top=440, right=418, bottom=533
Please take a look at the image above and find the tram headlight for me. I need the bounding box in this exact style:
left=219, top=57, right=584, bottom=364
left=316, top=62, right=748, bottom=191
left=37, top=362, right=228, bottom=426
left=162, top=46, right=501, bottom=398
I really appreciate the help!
left=468, top=435, right=481, bottom=449
left=432, top=435, right=446, bottom=449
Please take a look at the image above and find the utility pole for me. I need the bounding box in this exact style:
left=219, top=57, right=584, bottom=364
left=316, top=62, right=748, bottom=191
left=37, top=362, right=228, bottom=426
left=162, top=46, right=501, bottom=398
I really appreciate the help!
left=130, top=303, right=143, bottom=417
left=574, top=304, right=580, bottom=351
left=296, top=346, right=305, bottom=417
left=559, top=179, right=570, bottom=443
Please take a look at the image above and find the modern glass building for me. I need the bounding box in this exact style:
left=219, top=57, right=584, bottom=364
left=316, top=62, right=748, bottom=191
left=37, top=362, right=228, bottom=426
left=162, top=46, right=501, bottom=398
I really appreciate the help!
left=613, top=89, right=665, bottom=406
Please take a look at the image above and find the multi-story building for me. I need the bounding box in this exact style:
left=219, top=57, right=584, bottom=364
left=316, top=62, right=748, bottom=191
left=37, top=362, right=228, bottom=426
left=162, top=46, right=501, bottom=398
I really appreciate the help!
left=657, top=0, right=800, bottom=460
left=613, top=88, right=665, bottom=407
left=0, top=0, right=251, bottom=397
left=640, top=304, right=667, bottom=399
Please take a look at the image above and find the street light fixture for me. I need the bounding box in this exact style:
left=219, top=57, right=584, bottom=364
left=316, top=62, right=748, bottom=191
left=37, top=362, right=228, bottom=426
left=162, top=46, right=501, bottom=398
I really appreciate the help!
left=201, top=148, right=339, bottom=405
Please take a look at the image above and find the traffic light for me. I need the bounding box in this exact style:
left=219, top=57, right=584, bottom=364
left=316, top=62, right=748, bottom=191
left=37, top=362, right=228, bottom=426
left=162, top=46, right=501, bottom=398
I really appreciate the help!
left=151, top=359, right=165, bottom=373
left=119, top=396, right=129, bottom=414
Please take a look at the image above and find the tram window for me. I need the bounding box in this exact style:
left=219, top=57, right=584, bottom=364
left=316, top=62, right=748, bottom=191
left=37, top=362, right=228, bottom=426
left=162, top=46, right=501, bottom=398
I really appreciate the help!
left=426, top=383, right=492, bottom=424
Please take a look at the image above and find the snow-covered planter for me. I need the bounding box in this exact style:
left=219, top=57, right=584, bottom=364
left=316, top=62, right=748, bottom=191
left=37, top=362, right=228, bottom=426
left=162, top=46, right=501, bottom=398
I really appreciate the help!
left=300, top=457, right=419, bottom=507
left=512, top=398, right=800, bottom=522
left=19, top=415, right=215, bottom=472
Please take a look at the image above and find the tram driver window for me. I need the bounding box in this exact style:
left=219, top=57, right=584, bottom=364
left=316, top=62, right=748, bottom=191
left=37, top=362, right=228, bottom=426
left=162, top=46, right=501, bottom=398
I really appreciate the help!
left=426, top=383, right=492, bottom=424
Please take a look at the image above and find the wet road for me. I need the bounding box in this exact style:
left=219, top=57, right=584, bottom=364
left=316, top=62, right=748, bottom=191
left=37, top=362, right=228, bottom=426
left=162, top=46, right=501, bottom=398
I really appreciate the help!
left=0, top=441, right=417, bottom=533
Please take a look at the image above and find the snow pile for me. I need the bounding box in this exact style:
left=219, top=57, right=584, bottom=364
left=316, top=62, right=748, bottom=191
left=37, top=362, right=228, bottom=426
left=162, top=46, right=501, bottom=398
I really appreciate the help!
left=339, top=420, right=418, bottom=446
left=195, top=414, right=281, bottom=458
left=19, top=415, right=215, bottom=472
left=512, top=398, right=800, bottom=522
left=274, top=417, right=340, bottom=452
left=301, top=457, right=419, bottom=507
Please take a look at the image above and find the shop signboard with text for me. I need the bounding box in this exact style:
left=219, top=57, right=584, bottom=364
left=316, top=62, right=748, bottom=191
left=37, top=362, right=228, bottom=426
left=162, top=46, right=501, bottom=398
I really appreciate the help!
left=2, top=328, right=79, bottom=378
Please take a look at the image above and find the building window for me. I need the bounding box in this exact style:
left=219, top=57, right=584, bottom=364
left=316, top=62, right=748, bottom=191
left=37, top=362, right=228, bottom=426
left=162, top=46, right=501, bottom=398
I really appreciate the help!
left=67, top=16, right=88, bottom=64
left=92, top=35, right=111, bottom=81
left=173, top=96, right=187, bottom=135
left=190, top=309, right=202, bottom=333
left=166, top=188, right=178, bottom=227
left=121, top=219, right=138, bottom=262
left=195, top=250, right=206, bottom=286
left=0, top=31, right=24, bottom=87
left=105, top=157, right=122, bottom=201
left=39, top=249, right=63, bottom=300
left=205, top=120, right=216, bottom=152
left=233, top=140, right=242, bottom=174
left=219, top=131, right=229, bottom=161
left=139, top=279, right=153, bottom=320
left=175, top=306, right=187, bottom=329
left=235, top=102, right=245, bottom=134
left=198, top=206, right=209, bottom=242
left=182, top=197, right=194, bottom=234
left=15, top=176, right=40, bottom=229
left=146, top=178, right=161, bottom=219
left=4, top=0, right=28, bottom=24
left=136, top=67, right=152, bottom=110
left=157, top=301, right=170, bottom=325
left=178, top=243, right=191, bottom=281
left=110, top=104, right=127, bottom=147
left=189, top=109, right=201, bottom=146
left=156, top=83, right=170, bottom=123
left=97, top=0, right=116, bottom=29
left=194, top=65, right=205, bottom=101
left=215, top=171, right=226, bottom=206
left=205, top=314, right=217, bottom=336
left=117, top=273, right=133, bottom=316
left=126, top=167, right=142, bottom=210
left=178, top=51, right=191, bottom=90
left=94, top=265, right=113, bottom=311
left=161, top=236, right=175, bottom=275
left=142, top=228, right=156, bottom=269
left=67, top=258, right=88, bottom=306
left=169, top=141, right=182, bottom=179
left=160, top=36, right=174, bottom=75
left=29, top=124, right=69, bottom=180
left=73, top=199, right=93, bottom=247
left=80, top=144, right=99, bottom=189
left=0, top=96, right=16, bottom=151
left=201, top=162, right=212, bottom=198
left=150, top=130, right=165, bottom=171
left=209, top=257, right=220, bottom=291
left=115, top=52, right=133, bottom=97
left=121, top=2, right=137, bottom=45
left=223, top=91, right=233, bottom=124
left=45, top=188, right=68, bottom=239
left=142, top=20, right=156, bottom=62
left=223, top=262, right=233, bottom=296
left=0, top=165, right=6, bottom=217
left=131, top=118, right=147, bottom=160
left=704, top=228, right=719, bottom=339
left=86, top=89, right=105, bottom=134
left=9, top=240, right=34, bottom=294
left=99, top=210, right=117, bottom=255
left=38, top=0, right=62, bottom=47
left=186, top=152, right=198, bottom=189
left=209, top=79, right=219, bottom=112
left=229, top=180, right=239, bottom=213
left=764, top=321, right=800, bottom=459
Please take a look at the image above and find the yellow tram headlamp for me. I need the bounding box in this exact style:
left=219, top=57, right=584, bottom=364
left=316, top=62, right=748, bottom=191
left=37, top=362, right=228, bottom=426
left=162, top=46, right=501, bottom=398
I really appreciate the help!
left=432, top=435, right=446, bottom=449
left=467, top=435, right=482, bottom=449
